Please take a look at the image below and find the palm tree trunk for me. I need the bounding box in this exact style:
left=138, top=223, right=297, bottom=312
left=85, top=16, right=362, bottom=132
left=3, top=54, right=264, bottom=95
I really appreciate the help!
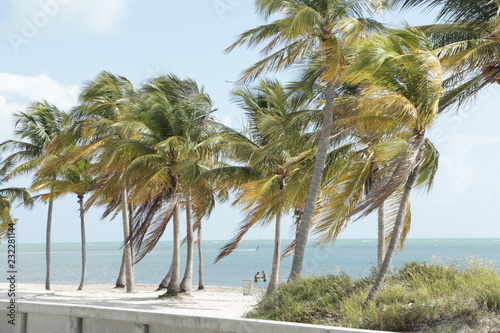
left=77, top=194, right=87, bottom=290
left=166, top=203, right=181, bottom=296
left=377, top=204, right=386, bottom=269
left=45, top=199, right=53, bottom=291
left=121, top=189, right=134, bottom=293
left=115, top=204, right=134, bottom=288
left=266, top=211, right=282, bottom=294
left=280, top=209, right=303, bottom=260
left=180, top=196, right=194, bottom=293
left=367, top=164, right=422, bottom=303
left=197, top=219, right=205, bottom=291
left=288, top=84, right=335, bottom=281
left=157, top=263, right=173, bottom=291
left=128, top=204, right=135, bottom=277
left=115, top=252, right=126, bottom=288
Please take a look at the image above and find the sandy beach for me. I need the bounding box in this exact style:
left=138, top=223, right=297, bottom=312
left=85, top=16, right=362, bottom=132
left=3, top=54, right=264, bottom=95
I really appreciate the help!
left=0, top=283, right=261, bottom=319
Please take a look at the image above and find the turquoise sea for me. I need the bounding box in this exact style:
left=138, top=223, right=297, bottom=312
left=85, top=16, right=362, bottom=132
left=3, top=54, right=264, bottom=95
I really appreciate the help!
left=0, top=239, right=499, bottom=287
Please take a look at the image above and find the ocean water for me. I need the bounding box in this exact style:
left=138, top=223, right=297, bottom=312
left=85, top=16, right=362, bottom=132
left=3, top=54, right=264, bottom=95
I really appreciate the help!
left=0, top=239, right=498, bottom=287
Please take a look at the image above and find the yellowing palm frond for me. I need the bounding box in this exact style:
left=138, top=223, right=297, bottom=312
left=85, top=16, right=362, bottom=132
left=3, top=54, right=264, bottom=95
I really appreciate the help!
left=315, top=152, right=373, bottom=242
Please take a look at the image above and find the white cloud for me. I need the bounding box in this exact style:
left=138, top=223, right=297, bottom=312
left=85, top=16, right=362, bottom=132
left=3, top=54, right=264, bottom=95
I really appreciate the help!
left=0, top=73, right=79, bottom=108
left=0, top=72, right=80, bottom=141
left=5, top=0, right=132, bottom=36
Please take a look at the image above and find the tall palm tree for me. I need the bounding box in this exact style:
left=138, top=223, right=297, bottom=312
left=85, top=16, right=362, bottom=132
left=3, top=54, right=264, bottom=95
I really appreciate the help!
left=189, top=173, right=225, bottom=291
left=0, top=101, right=67, bottom=290
left=226, top=0, right=389, bottom=281
left=32, top=156, right=98, bottom=290
left=178, top=178, right=221, bottom=293
left=213, top=79, right=319, bottom=294
left=340, top=27, right=443, bottom=302
left=180, top=194, right=194, bottom=293
left=121, top=74, right=223, bottom=296
left=196, top=218, right=205, bottom=290
left=55, top=71, right=138, bottom=292
left=168, top=200, right=181, bottom=296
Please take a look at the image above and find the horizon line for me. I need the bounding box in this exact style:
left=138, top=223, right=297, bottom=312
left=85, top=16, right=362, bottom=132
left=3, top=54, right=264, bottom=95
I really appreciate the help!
left=7, top=237, right=500, bottom=246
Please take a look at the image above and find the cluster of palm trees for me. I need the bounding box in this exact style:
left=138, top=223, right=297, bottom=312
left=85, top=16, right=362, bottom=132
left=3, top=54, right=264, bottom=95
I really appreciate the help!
left=0, top=73, right=231, bottom=296
left=0, top=0, right=497, bottom=303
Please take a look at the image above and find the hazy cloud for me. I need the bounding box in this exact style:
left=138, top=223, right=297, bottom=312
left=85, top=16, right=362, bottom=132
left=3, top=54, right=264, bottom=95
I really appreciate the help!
left=5, top=0, right=132, bottom=35
left=0, top=72, right=79, bottom=140
left=0, top=96, right=23, bottom=140
left=62, top=0, right=132, bottom=35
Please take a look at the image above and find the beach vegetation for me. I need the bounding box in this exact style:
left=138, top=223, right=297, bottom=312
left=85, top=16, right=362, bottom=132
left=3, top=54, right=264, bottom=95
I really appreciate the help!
left=0, top=101, right=68, bottom=291
left=246, top=260, right=500, bottom=332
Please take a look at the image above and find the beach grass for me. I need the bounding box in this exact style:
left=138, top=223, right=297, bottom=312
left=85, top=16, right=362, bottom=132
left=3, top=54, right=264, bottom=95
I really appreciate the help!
left=246, top=259, right=500, bottom=332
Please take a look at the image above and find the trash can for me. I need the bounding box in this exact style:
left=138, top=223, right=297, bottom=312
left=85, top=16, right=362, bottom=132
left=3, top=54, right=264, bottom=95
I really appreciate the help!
left=242, top=280, right=254, bottom=295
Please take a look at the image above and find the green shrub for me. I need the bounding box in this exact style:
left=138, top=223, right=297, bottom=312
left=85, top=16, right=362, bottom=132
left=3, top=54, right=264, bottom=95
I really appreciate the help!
left=246, top=261, right=500, bottom=332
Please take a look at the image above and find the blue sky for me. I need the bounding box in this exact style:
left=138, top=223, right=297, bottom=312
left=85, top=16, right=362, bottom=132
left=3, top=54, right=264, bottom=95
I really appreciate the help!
left=0, top=0, right=499, bottom=244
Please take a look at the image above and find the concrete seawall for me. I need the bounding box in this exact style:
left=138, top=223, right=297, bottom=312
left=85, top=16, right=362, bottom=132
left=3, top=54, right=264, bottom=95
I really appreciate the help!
left=0, top=300, right=394, bottom=333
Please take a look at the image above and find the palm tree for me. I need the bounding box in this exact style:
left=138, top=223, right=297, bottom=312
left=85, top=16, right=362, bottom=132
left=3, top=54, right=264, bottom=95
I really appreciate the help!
left=76, top=148, right=141, bottom=293
left=188, top=173, right=225, bottom=291
left=190, top=177, right=226, bottom=291
left=339, top=27, right=443, bottom=302
left=213, top=79, right=319, bottom=294
left=226, top=0, right=389, bottom=281
left=168, top=200, right=182, bottom=296
left=196, top=218, right=205, bottom=290
left=32, top=156, right=98, bottom=290
left=157, top=172, right=221, bottom=292
left=56, top=71, right=138, bottom=292
left=120, top=74, right=223, bottom=296
left=173, top=192, right=225, bottom=295
left=0, top=101, right=67, bottom=290
left=180, top=195, right=194, bottom=293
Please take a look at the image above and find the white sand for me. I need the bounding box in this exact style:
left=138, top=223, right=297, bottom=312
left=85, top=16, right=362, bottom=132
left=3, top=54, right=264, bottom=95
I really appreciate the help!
left=0, top=283, right=262, bottom=319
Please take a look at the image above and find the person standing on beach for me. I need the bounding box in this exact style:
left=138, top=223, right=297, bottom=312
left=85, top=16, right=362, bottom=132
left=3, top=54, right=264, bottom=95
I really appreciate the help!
left=261, top=271, right=267, bottom=282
